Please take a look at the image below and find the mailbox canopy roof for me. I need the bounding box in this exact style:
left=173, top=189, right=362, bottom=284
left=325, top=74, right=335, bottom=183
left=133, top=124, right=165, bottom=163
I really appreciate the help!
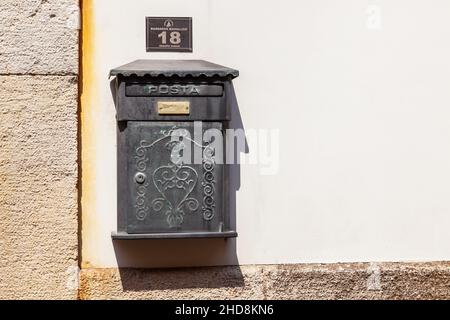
left=110, top=60, right=239, bottom=79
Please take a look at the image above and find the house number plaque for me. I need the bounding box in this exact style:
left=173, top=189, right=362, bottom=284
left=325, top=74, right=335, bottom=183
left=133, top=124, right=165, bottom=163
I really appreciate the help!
left=146, top=17, right=193, bottom=52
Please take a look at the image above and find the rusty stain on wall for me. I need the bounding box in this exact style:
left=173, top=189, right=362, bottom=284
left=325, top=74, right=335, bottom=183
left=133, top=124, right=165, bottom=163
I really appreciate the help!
left=80, top=0, right=99, bottom=269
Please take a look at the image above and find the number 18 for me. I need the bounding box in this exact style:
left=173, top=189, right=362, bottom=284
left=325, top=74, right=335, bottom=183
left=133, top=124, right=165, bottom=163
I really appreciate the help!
left=158, top=31, right=181, bottom=45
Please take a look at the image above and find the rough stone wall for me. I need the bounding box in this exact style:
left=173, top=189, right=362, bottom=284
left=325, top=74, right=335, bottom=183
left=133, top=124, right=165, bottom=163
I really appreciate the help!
left=0, top=0, right=79, bottom=299
left=0, top=0, right=79, bottom=74
left=80, top=262, right=450, bottom=300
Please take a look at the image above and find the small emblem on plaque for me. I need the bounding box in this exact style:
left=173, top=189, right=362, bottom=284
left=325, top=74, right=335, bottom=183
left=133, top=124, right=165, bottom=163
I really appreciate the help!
left=163, top=19, right=174, bottom=28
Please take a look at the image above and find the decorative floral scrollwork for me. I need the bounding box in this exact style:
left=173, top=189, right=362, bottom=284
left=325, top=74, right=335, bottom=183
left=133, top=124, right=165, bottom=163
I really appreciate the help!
left=152, top=163, right=199, bottom=227
left=202, top=145, right=216, bottom=221
left=135, top=142, right=150, bottom=172
left=135, top=126, right=180, bottom=172
left=134, top=127, right=180, bottom=221
left=134, top=125, right=217, bottom=225
left=135, top=182, right=149, bottom=220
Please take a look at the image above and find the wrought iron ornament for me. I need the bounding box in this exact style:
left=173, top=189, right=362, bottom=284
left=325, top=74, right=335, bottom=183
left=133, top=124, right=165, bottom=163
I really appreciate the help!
left=134, top=126, right=216, bottom=227
left=202, top=145, right=216, bottom=221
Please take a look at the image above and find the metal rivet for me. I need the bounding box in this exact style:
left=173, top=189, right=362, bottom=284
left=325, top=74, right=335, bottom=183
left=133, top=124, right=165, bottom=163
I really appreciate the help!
left=134, top=172, right=146, bottom=184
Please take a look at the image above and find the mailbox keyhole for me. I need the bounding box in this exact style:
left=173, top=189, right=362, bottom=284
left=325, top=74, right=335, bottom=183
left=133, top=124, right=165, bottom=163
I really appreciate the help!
left=134, top=172, right=147, bottom=184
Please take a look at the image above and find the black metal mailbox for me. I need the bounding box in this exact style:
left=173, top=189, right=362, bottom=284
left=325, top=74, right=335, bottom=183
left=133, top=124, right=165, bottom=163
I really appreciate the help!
left=110, top=60, right=239, bottom=239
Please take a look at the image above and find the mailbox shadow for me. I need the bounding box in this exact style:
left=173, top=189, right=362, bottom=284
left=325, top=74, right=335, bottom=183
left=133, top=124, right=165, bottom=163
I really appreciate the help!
left=110, top=80, right=248, bottom=291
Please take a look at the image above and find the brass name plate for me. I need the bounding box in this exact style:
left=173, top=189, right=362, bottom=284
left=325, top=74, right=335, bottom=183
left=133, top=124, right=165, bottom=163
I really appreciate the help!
left=157, top=101, right=190, bottom=115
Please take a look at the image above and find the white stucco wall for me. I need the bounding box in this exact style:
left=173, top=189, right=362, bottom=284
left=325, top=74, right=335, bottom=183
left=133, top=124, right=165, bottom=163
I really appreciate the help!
left=83, top=0, right=450, bottom=268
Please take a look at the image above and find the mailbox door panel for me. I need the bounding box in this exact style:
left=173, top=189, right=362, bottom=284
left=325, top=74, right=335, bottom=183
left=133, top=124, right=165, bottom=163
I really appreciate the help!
left=125, top=121, right=224, bottom=234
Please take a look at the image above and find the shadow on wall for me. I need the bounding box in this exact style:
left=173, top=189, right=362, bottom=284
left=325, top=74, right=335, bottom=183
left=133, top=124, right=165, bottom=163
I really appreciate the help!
left=117, top=265, right=246, bottom=291
left=109, top=79, right=247, bottom=290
